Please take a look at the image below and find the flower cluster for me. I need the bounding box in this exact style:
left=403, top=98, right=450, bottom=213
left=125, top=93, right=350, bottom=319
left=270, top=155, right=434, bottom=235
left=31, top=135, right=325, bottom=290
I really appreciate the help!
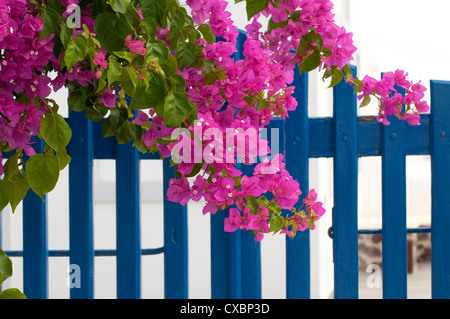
left=0, top=0, right=432, bottom=243
left=357, top=70, right=429, bottom=125
left=163, top=0, right=429, bottom=240
left=0, top=0, right=55, bottom=162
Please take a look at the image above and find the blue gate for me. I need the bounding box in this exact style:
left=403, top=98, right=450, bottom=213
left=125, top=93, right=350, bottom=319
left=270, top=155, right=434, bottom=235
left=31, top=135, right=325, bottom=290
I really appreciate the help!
left=0, top=30, right=449, bottom=299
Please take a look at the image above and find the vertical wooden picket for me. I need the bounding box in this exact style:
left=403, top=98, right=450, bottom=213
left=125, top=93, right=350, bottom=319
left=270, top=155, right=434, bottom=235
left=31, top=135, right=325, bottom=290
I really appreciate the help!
left=381, top=83, right=407, bottom=298
left=285, top=70, right=310, bottom=299
left=430, top=80, right=450, bottom=299
left=163, top=158, right=188, bottom=298
left=210, top=213, right=230, bottom=298
left=67, top=110, right=94, bottom=299
left=23, top=138, right=48, bottom=299
left=332, top=66, right=359, bottom=299
left=116, top=141, right=141, bottom=299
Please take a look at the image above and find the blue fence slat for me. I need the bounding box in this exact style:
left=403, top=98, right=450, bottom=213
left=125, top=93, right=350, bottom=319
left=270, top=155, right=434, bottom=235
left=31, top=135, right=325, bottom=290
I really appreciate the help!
left=116, top=142, right=141, bottom=299
left=211, top=214, right=243, bottom=299
left=332, top=65, right=359, bottom=299
left=163, top=158, right=188, bottom=298
left=228, top=229, right=242, bottom=299
left=241, top=230, right=260, bottom=298
left=23, top=137, right=48, bottom=299
left=67, top=110, right=94, bottom=299
left=381, top=87, right=407, bottom=299
left=285, top=71, right=310, bottom=299
left=23, top=191, right=48, bottom=299
left=430, top=80, right=450, bottom=299
left=210, top=213, right=228, bottom=298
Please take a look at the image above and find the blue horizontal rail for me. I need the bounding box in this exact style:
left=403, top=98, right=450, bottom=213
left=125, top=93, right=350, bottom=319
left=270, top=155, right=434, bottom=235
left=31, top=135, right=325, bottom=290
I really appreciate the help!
left=61, top=115, right=433, bottom=161
left=3, top=247, right=164, bottom=257
left=328, top=227, right=432, bottom=238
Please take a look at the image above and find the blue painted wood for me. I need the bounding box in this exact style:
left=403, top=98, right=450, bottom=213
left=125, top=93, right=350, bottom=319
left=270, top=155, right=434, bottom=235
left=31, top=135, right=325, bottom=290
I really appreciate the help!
left=67, top=110, right=94, bottom=299
left=332, top=65, right=359, bottom=299
left=285, top=70, right=310, bottom=299
left=430, top=80, right=450, bottom=299
left=234, top=29, right=261, bottom=299
left=163, top=158, right=188, bottom=298
left=241, top=230, right=261, bottom=298
left=309, top=116, right=431, bottom=158
left=381, top=84, right=407, bottom=299
left=210, top=213, right=228, bottom=298
left=86, top=115, right=431, bottom=160
left=23, top=137, right=48, bottom=299
left=116, top=141, right=141, bottom=299
left=5, top=247, right=164, bottom=257
left=228, top=229, right=242, bottom=299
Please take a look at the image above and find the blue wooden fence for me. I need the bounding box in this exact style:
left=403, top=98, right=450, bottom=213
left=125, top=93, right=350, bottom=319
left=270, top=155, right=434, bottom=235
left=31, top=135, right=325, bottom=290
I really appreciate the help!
left=1, top=30, right=449, bottom=299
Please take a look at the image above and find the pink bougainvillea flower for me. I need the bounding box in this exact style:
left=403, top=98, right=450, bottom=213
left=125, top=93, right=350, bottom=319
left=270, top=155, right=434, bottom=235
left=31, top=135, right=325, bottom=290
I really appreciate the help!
left=125, top=35, right=146, bottom=55
left=93, top=52, right=107, bottom=69
left=101, top=89, right=118, bottom=108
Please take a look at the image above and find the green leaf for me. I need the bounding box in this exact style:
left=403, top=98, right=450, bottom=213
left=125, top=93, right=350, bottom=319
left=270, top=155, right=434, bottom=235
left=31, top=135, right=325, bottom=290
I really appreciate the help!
left=60, top=20, right=74, bottom=48
left=117, top=122, right=135, bottom=144
left=168, top=8, right=186, bottom=39
left=0, top=288, right=27, bottom=299
left=198, top=24, right=215, bottom=45
left=170, top=74, right=187, bottom=93
left=204, top=68, right=227, bottom=86
left=7, top=170, right=30, bottom=213
left=0, top=249, right=13, bottom=283
left=184, top=163, right=203, bottom=178
left=147, top=72, right=167, bottom=111
left=297, top=31, right=323, bottom=57
left=267, top=18, right=288, bottom=33
left=40, top=8, right=60, bottom=41
left=68, top=89, right=87, bottom=112
left=246, top=196, right=260, bottom=215
left=155, top=136, right=177, bottom=146
left=360, top=95, right=371, bottom=108
left=65, top=38, right=87, bottom=72
left=40, top=114, right=72, bottom=154
left=162, top=53, right=178, bottom=77
left=26, top=154, right=60, bottom=200
left=328, top=69, right=343, bottom=88
left=0, top=180, right=11, bottom=212
left=107, top=61, right=123, bottom=85
left=245, top=0, right=270, bottom=21
left=140, top=0, right=170, bottom=27
left=298, top=50, right=321, bottom=75
left=163, top=90, right=193, bottom=128
left=175, top=41, right=198, bottom=71
left=269, top=215, right=284, bottom=233
left=56, top=148, right=72, bottom=170
left=268, top=201, right=281, bottom=215
left=129, top=72, right=166, bottom=111
left=3, top=152, right=20, bottom=182
left=108, top=0, right=132, bottom=13
left=296, top=36, right=312, bottom=57
left=140, top=17, right=157, bottom=41
left=94, top=12, right=132, bottom=54
left=343, top=64, right=353, bottom=82
left=146, top=40, right=169, bottom=66
left=114, top=51, right=134, bottom=63
left=109, top=105, right=128, bottom=130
